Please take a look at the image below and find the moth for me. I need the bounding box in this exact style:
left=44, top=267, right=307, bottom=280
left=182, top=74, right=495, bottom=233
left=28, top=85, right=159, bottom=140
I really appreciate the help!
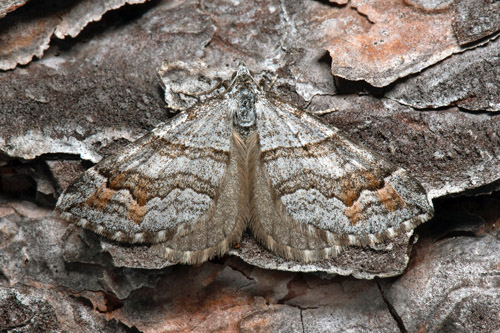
left=56, top=66, right=434, bottom=264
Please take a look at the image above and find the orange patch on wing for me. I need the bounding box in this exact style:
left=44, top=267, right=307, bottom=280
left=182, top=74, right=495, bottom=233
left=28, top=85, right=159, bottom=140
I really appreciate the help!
left=125, top=180, right=150, bottom=224
left=127, top=201, right=147, bottom=225
left=344, top=201, right=364, bottom=225
left=132, top=182, right=149, bottom=206
left=361, top=171, right=383, bottom=189
left=340, top=176, right=358, bottom=206
left=86, top=185, right=114, bottom=211
left=376, top=184, right=405, bottom=212
left=109, top=172, right=127, bottom=189
left=339, top=171, right=383, bottom=207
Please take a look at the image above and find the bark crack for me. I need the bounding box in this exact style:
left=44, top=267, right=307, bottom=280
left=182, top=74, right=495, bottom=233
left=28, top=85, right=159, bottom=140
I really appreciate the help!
left=376, top=279, right=407, bottom=333
left=300, top=308, right=305, bottom=333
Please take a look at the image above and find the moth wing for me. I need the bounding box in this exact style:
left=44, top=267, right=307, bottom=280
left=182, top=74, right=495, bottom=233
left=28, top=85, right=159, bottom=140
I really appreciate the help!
left=57, top=98, right=246, bottom=264
left=250, top=97, right=434, bottom=262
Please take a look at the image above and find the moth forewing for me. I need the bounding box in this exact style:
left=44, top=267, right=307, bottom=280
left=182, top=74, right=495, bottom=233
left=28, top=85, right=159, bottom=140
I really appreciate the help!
left=57, top=65, right=434, bottom=265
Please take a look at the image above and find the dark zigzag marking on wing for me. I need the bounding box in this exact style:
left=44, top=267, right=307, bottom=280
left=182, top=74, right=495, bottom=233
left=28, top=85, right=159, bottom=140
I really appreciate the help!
left=260, top=129, right=394, bottom=206
left=270, top=168, right=392, bottom=207
left=100, top=140, right=230, bottom=172
left=66, top=179, right=216, bottom=219
left=101, top=170, right=222, bottom=202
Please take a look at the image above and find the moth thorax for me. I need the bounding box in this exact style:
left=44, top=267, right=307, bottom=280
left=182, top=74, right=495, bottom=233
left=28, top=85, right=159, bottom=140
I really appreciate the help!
left=233, top=88, right=256, bottom=130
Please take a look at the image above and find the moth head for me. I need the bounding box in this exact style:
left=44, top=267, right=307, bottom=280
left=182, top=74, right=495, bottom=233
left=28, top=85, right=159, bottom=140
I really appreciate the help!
left=230, top=64, right=259, bottom=91
left=228, top=65, right=259, bottom=129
